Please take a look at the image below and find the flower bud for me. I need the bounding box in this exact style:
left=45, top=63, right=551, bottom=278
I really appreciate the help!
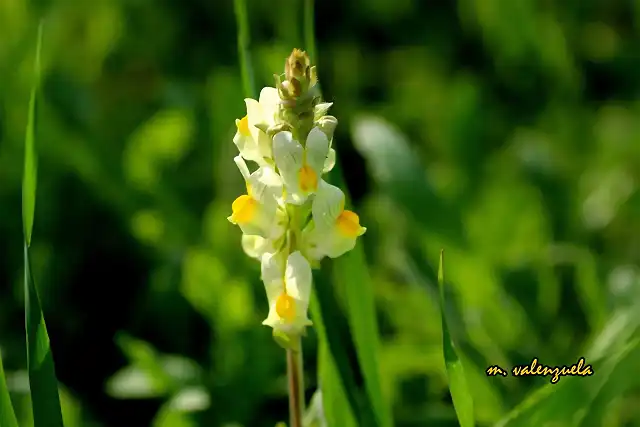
left=285, top=48, right=311, bottom=83
left=316, top=115, right=338, bottom=139
left=314, top=102, right=333, bottom=120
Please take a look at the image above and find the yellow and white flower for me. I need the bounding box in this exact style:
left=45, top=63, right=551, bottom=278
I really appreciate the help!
left=227, top=156, right=287, bottom=239
left=272, top=127, right=330, bottom=204
left=261, top=250, right=313, bottom=334
left=241, top=235, right=276, bottom=260
left=301, top=180, right=366, bottom=260
left=233, top=87, right=280, bottom=164
left=314, top=106, right=337, bottom=174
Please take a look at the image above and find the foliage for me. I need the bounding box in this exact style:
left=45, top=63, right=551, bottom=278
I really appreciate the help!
left=0, top=0, right=639, bottom=426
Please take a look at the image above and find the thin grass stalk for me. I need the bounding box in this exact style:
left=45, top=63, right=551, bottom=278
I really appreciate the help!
left=303, top=0, right=317, bottom=65
left=233, top=0, right=255, bottom=99
left=287, top=338, right=305, bottom=427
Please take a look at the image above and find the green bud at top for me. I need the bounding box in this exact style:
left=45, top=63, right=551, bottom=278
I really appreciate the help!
left=285, top=48, right=311, bottom=84
left=275, top=48, right=324, bottom=143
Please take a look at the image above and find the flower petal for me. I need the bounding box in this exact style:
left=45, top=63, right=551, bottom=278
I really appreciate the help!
left=284, top=251, right=313, bottom=316
left=314, top=102, right=333, bottom=120
left=312, top=180, right=345, bottom=231
left=299, top=221, right=326, bottom=263
left=261, top=251, right=285, bottom=303
left=245, top=98, right=275, bottom=160
left=259, top=87, right=280, bottom=122
left=273, top=131, right=305, bottom=199
left=241, top=235, right=274, bottom=260
left=248, top=165, right=282, bottom=204
left=323, top=148, right=336, bottom=173
left=233, top=119, right=263, bottom=164
left=305, top=127, right=330, bottom=178
left=322, top=227, right=363, bottom=258
left=234, top=155, right=251, bottom=182
left=244, top=98, right=264, bottom=145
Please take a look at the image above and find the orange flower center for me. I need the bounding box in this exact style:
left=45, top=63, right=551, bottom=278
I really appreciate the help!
left=231, top=195, right=257, bottom=223
left=275, top=292, right=296, bottom=321
left=237, top=115, right=251, bottom=136
left=336, top=210, right=362, bottom=237
left=298, top=164, right=318, bottom=193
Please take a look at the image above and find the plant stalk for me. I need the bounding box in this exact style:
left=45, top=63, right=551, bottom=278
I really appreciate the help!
left=233, top=0, right=255, bottom=99
left=287, top=339, right=305, bottom=427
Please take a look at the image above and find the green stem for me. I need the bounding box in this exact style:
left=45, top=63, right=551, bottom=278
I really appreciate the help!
left=287, top=340, right=305, bottom=427
left=233, top=0, right=256, bottom=98
left=303, top=0, right=317, bottom=66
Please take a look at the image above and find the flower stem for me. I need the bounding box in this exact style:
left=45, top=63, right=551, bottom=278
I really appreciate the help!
left=303, top=0, right=317, bottom=66
left=233, top=0, right=255, bottom=99
left=287, top=338, right=305, bottom=427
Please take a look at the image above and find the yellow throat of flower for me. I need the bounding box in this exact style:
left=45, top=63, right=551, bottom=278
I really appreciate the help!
left=298, top=164, right=318, bottom=193
left=336, top=210, right=363, bottom=237
left=275, top=292, right=296, bottom=321
left=231, top=194, right=257, bottom=224
left=237, top=115, right=251, bottom=137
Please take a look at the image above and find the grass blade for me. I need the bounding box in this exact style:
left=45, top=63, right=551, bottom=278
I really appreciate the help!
left=303, top=0, right=317, bottom=66
left=0, top=349, right=19, bottom=427
left=495, top=298, right=640, bottom=427
left=311, top=270, right=380, bottom=427
left=439, top=251, right=475, bottom=427
left=22, top=23, right=43, bottom=247
left=22, top=22, right=65, bottom=427
left=233, top=0, right=255, bottom=99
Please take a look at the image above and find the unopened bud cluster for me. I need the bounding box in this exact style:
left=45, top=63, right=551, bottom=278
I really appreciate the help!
left=228, top=49, right=365, bottom=341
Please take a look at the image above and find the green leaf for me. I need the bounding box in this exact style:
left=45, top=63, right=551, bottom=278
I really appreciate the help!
left=22, top=22, right=43, bottom=247
left=22, top=22, right=65, bottom=427
left=24, top=242, right=64, bottom=427
left=0, top=349, right=19, bottom=427
left=309, top=273, right=374, bottom=427
left=351, top=115, right=467, bottom=247
left=439, top=251, right=475, bottom=427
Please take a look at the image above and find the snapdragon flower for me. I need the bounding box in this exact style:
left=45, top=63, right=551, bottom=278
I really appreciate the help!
left=228, top=48, right=366, bottom=342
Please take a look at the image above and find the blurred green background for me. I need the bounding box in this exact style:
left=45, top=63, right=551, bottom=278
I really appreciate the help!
left=1, top=0, right=640, bottom=426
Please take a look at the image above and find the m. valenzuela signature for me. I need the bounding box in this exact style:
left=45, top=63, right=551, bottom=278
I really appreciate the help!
left=485, top=357, right=594, bottom=384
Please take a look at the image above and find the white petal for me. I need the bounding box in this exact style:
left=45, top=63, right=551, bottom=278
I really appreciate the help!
left=316, top=115, right=338, bottom=140
left=234, top=155, right=251, bottom=182
left=257, top=131, right=273, bottom=159
left=305, top=127, right=330, bottom=177
left=273, top=131, right=304, bottom=192
left=285, top=251, right=313, bottom=314
left=241, top=235, right=274, bottom=260
left=233, top=133, right=262, bottom=164
left=245, top=98, right=265, bottom=144
left=247, top=166, right=281, bottom=205
left=233, top=116, right=264, bottom=164
left=301, top=223, right=365, bottom=260
left=322, top=230, right=359, bottom=258
left=259, top=87, right=280, bottom=122
left=300, top=221, right=326, bottom=263
left=261, top=252, right=285, bottom=303
left=314, top=102, right=333, bottom=120
left=323, top=148, right=336, bottom=173
left=312, top=180, right=345, bottom=231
